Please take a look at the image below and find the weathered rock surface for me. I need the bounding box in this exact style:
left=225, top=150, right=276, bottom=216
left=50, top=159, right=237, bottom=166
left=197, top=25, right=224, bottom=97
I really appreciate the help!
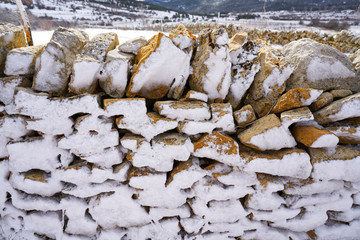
left=189, top=28, right=231, bottom=101
left=4, top=45, right=44, bottom=76
left=0, top=23, right=27, bottom=76
left=327, top=123, right=360, bottom=144
left=154, top=100, right=211, bottom=121
left=118, top=36, right=148, bottom=55
left=234, top=104, right=256, bottom=128
left=126, top=31, right=192, bottom=99
left=310, top=92, right=334, bottom=111
left=69, top=32, right=119, bottom=94
left=283, top=38, right=360, bottom=92
left=238, top=114, right=296, bottom=151
left=244, top=45, right=293, bottom=117
left=309, top=146, right=360, bottom=182
left=98, top=49, right=133, bottom=98
left=32, top=27, right=89, bottom=95
left=271, top=88, right=322, bottom=113
left=291, top=124, right=339, bottom=148
left=226, top=33, right=261, bottom=108
left=193, top=132, right=243, bottom=167
left=330, top=89, right=352, bottom=99
left=314, top=93, right=360, bottom=124
left=280, top=107, right=314, bottom=128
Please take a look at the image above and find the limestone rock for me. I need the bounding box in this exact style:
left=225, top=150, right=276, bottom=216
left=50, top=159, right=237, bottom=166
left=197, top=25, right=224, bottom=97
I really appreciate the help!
left=183, top=90, right=208, bottom=102
left=4, top=45, right=44, bottom=76
left=118, top=36, right=147, bottom=55
left=280, top=107, right=314, bottom=128
left=0, top=23, right=27, bottom=76
left=169, top=24, right=196, bottom=53
left=154, top=100, right=210, bottom=121
left=244, top=45, right=293, bottom=117
left=330, top=89, right=352, bottom=99
left=314, top=93, right=360, bottom=124
left=234, top=104, right=256, bottom=128
left=126, top=32, right=191, bottom=99
left=227, top=35, right=261, bottom=108
left=178, top=103, right=235, bottom=135
left=238, top=114, right=296, bottom=151
left=69, top=32, right=119, bottom=94
left=192, top=132, right=244, bottom=167
left=271, top=88, right=323, bottom=113
left=327, top=123, right=360, bottom=144
left=98, top=49, right=133, bottom=98
left=33, top=27, right=89, bottom=95
left=310, top=92, right=334, bottom=111
left=243, top=148, right=312, bottom=179
left=309, top=146, right=360, bottom=182
left=189, top=28, right=231, bottom=101
left=291, top=124, right=339, bottom=148
left=282, top=38, right=360, bottom=92
left=0, top=76, right=31, bottom=105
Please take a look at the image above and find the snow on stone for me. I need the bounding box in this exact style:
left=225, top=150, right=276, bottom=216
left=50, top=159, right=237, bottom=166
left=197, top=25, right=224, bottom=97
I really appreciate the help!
left=180, top=216, right=206, bottom=234
left=302, top=89, right=323, bottom=105
left=7, top=136, right=71, bottom=173
left=23, top=211, right=63, bottom=239
left=327, top=125, right=360, bottom=144
left=205, top=199, right=248, bottom=224
left=246, top=191, right=285, bottom=211
left=0, top=160, right=10, bottom=209
left=244, top=150, right=312, bottom=179
left=118, top=36, right=147, bottom=55
left=310, top=133, right=339, bottom=148
left=154, top=100, right=211, bottom=121
left=122, top=133, right=193, bottom=172
left=62, top=181, right=121, bottom=198
left=149, top=204, right=191, bottom=221
left=307, top=57, right=355, bottom=82
left=328, top=206, right=360, bottom=222
left=82, top=146, right=124, bottom=168
left=127, top=33, right=191, bottom=99
left=214, top=168, right=259, bottom=187
left=184, top=90, right=209, bottom=102
left=193, top=132, right=244, bottom=168
left=129, top=171, right=167, bottom=189
left=89, top=185, right=150, bottom=229
left=280, top=107, right=314, bottom=128
left=138, top=187, right=192, bottom=209
left=304, top=190, right=354, bottom=212
left=10, top=190, right=60, bottom=212
left=315, top=220, right=360, bottom=240
left=263, top=65, right=293, bottom=97
left=251, top=206, right=301, bottom=223
left=284, top=180, right=345, bottom=196
left=0, top=77, right=30, bottom=106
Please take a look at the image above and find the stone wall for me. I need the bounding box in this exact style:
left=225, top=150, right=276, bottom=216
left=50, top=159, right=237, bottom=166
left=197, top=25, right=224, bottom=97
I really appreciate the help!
left=1, top=22, right=360, bottom=239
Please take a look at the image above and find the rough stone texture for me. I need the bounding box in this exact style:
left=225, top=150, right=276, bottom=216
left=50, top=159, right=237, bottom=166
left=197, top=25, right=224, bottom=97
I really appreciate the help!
left=271, top=88, right=322, bottom=113
left=314, top=93, right=360, bottom=124
left=280, top=107, right=314, bottom=127
left=310, top=92, right=334, bottom=111
left=4, top=45, right=44, bottom=76
left=244, top=44, right=293, bottom=117
left=189, top=28, right=232, bottom=101
left=32, top=27, right=89, bottom=95
left=282, top=38, right=360, bottom=92
left=0, top=23, right=27, bottom=76
left=118, top=36, right=148, bottom=55
left=98, top=49, right=133, bottom=98
left=126, top=32, right=192, bottom=99
left=69, top=32, right=119, bottom=94
left=234, top=104, right=256, bottom=128
left=238, top=114, right=296, bottom=151
left=154, top=100, right=211, bottom=121
left=226, top=35, right=261, bottom=109
left=330, top=89, right=352, bottom=99
left=291, top=125, right=339, bottom=148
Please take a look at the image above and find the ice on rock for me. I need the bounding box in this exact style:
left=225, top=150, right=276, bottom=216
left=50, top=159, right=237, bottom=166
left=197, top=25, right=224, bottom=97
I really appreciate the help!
left=4, top=45, right=44, bottom=76
left=126, top=32, right=191, bottom=99
left=149, top=204, right=191, bottom=221
left=121, top=133, right=193, bottom=172
left=7, top=136, right=71, bottom=173
left=128, top=167, right=167, bottom=189
left=178, top=103, right=236, bottom=135
left=0, top=76, right=31, bottom=106
left=69, top=32, right=119, bottom=94
left=23, top=211, right=63, bottom=239
left=310, top=146, right=360, bottom=182
left=99, top=49, right=133, bottom=98
left=166, top=157, right=206, bottom=189
left=243, top=149, right=312, bottom=179
left=89, top=185, right=150, bottom=228
left=154, top=100, right=211, bottom=121
left=190, top=28, right=231, bottom=101
left=238, top=114, right=297, bottom=151
left=193, top=132, right=244, bottom=167
left=271, top=210, right=328, bottom=232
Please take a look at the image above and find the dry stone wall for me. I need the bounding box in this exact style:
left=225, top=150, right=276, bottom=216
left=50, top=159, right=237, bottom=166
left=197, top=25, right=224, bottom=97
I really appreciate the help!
left=1, top=22, right=360, bottom=239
